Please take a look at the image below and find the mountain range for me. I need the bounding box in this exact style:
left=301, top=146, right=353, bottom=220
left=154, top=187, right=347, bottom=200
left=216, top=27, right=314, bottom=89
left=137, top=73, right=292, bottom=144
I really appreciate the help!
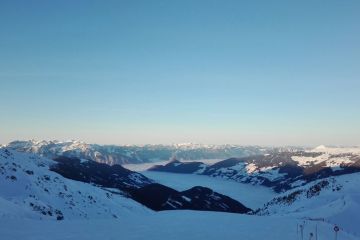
left=0, top=147, right=250, bottom=219
left=149, top=146, right=360, bottom=192
left=4, top=140, right=277, bottom=164
left=1, top=143, right=360, bottom=239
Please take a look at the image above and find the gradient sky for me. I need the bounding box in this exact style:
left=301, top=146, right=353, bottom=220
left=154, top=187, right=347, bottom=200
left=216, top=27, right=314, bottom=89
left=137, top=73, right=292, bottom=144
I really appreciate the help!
left=1, top=0, right=360, bottom=146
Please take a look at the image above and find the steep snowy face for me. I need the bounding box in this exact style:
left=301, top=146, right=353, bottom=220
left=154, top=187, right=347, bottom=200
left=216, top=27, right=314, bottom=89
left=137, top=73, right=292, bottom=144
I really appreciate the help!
left=0, top=148, right=150, bottom=220
left=149, top=148, right=360, bottom=192
left=5, top=140, right=271, bottom=165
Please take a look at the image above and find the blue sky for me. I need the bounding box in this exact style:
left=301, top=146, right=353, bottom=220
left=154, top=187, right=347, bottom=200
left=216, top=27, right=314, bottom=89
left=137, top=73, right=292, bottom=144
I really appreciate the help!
left=1, top=0, right=359, bottom=146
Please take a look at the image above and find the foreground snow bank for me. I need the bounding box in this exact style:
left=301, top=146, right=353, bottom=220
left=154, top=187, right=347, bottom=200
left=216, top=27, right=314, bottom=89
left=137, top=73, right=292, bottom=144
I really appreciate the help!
left=0, top=211, right=358, bottom=240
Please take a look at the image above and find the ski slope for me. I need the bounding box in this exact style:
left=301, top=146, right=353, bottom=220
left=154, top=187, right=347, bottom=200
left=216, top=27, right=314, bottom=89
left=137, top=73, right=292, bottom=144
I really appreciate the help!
left=0, top=211, right=358, bottom=240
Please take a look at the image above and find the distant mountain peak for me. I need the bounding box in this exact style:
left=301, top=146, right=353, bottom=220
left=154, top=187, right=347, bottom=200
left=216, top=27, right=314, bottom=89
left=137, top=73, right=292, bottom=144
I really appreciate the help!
left=315, top=144, right=327, bottom=149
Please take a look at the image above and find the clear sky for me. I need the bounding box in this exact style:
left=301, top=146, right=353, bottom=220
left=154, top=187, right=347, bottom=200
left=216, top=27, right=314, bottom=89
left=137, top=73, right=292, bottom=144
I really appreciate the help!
left=1, top=0, right=359, bottom=146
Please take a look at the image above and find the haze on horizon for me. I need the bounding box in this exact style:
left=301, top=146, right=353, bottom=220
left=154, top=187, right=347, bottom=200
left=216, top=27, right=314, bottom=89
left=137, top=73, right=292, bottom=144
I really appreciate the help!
left=1, top=1, right=359, bottom=146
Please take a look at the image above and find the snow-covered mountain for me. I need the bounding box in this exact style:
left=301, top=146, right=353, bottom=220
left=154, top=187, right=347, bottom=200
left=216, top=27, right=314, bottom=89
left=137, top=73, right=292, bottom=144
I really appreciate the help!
left=0, top=148, right=149, bottom=220
left=149, top=146, right=360, bottom=192
left=135, top=155, right=360, bottom=239
left=4, top=140, right=273, bottom=165
left=5, top=140, right=144, bottom=165
left=1, top=147, right=360, bottom=240
left=0, top=148, right=251, bottom=220
left=255, top=173, right=360, bottom=235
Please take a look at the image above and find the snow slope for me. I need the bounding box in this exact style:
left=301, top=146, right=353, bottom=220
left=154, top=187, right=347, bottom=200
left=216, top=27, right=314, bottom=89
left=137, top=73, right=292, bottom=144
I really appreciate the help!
left=257, top=173, right=360, bottom=236
left=0, top=148, right=149, bottom=220
left=0, top=211, right=358, bottom=240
